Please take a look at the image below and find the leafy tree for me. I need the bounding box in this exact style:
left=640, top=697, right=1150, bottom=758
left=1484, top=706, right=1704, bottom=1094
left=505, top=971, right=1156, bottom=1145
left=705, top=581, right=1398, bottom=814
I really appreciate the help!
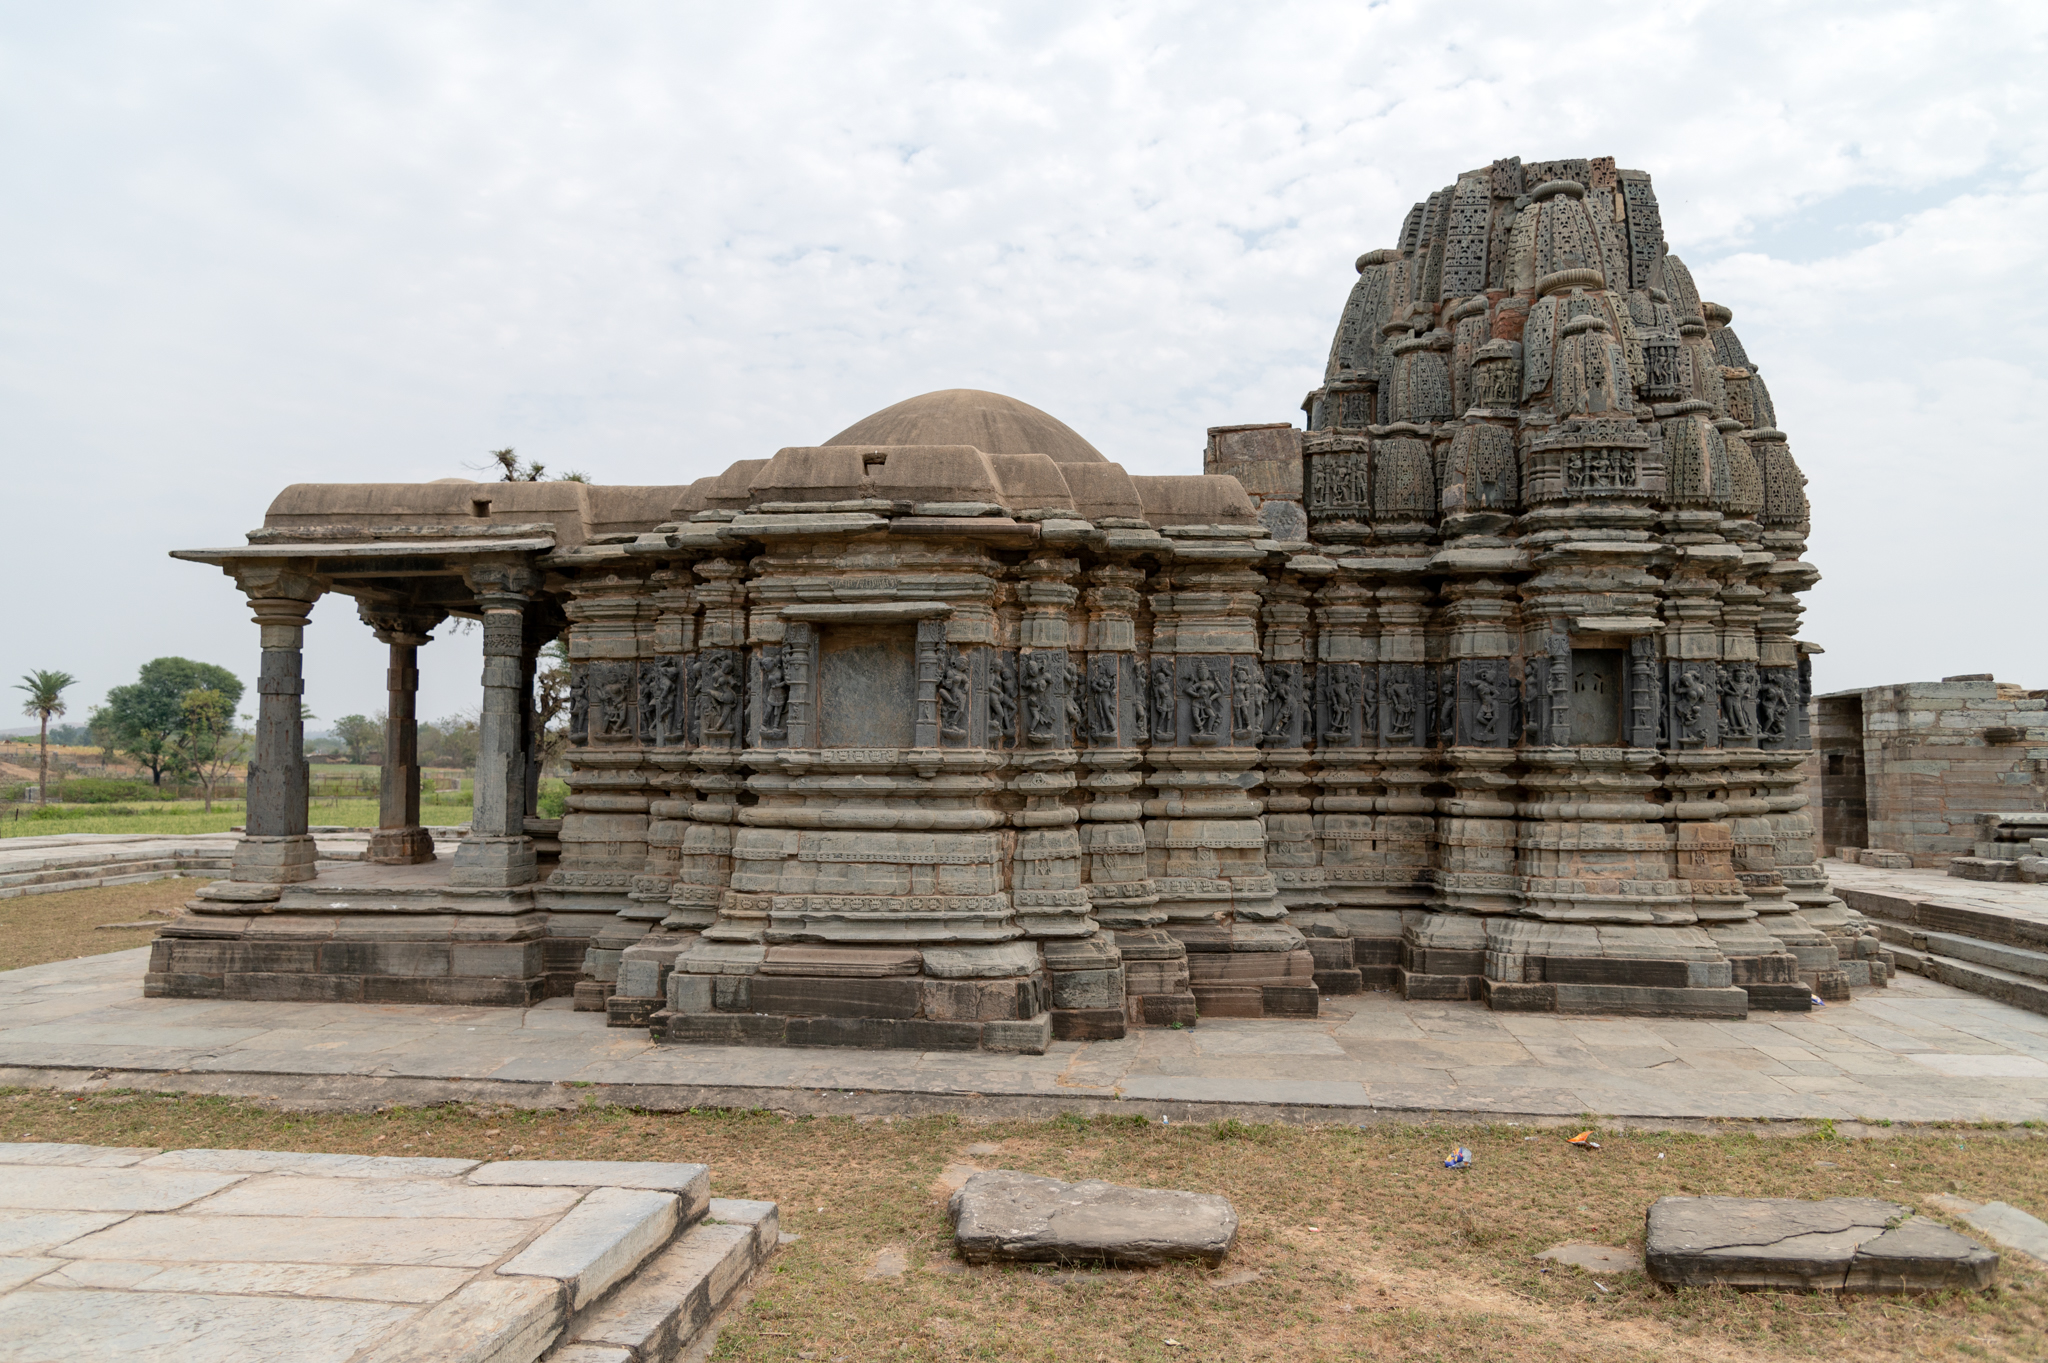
left=48, top=722, right=92, bottom=747
left=86, top=706, right=117, bottom=763
left=13, top=669, right=77, bottom=806
left=331, top=713, right=384, bottom=765
left=419, top=714, right=480, bottom=769
left=535, top=638, right=572, bottom=770
left=102, top=658, right=244, bottom=786
left=169, top=690, right=246, bottom=812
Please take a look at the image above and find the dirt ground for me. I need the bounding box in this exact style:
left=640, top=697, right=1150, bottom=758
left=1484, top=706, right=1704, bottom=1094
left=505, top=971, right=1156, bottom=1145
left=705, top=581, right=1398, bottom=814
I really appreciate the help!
left=4, top=1092, right=2043, bottom=1361
left=0, top=877, right=194, bottom=972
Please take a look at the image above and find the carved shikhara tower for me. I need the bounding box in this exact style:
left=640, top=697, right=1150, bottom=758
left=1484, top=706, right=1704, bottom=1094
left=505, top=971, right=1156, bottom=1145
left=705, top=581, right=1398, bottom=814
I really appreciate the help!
left=154, top=153, right=1886, bottom=1051
left=1213, top=152, right=1888, bottom=1014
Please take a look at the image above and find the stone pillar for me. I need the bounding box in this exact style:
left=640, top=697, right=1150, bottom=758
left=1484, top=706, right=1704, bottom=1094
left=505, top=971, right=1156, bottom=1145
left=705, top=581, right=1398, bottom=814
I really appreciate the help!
left=1146, top=541, right=1315, bottom=1019
left=451, top=561, right=542, bottom=889
left=359, top=603, right=444, bottom=866
left=214, top=567, right=324, bottom=898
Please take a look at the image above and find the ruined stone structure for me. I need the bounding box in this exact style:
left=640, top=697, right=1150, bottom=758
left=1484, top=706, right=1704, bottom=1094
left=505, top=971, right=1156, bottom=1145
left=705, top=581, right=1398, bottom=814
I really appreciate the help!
left=1816, top=674, right=2048, bottom=873
left=153, top=153, right=1887, bottom=1047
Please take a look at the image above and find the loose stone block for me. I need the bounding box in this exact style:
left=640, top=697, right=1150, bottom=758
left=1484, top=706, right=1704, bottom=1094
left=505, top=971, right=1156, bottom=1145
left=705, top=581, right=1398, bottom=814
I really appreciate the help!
left=1644, top=1197, right=1997, bottom=1293
left=949, top=1170, right=1238, bottom=1266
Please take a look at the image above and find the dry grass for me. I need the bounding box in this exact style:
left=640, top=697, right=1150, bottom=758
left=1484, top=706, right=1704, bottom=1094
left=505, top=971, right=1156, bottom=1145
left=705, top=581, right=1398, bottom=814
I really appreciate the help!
left=0, top=877, right=197, bottom=971
left=5, top=1092, right=2045, bottom=1361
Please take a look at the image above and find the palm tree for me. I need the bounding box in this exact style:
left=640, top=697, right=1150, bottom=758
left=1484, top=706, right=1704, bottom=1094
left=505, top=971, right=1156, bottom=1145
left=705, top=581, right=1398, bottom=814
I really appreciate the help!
left=14, top=670, right=77, bottom=807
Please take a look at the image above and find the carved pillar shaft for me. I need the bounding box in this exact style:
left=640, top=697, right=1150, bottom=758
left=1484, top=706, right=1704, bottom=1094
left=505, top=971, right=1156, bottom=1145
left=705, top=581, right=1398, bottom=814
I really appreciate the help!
left=214, top=568, right=324, bottom=894
left=360, top=602, right=444, bottom=866
left=451, top=561, right=542, bottom=888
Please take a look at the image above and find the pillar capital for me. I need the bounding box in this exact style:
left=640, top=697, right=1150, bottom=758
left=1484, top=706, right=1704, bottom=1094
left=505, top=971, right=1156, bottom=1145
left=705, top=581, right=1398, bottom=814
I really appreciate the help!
left=462, top=559, right=545, bottom=608
left=357, top=599, right=446, bottom=647
left=227, top=563, right=324, bottom=611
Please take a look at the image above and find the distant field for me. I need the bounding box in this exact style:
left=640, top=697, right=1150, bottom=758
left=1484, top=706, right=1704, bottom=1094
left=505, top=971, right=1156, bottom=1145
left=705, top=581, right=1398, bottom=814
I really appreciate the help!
left=0, top=793, right=481, bottom=839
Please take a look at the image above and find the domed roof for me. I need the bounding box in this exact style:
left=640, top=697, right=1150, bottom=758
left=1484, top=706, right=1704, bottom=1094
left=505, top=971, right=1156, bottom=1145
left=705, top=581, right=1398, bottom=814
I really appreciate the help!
left=822, top=389, right=1106, bottom=464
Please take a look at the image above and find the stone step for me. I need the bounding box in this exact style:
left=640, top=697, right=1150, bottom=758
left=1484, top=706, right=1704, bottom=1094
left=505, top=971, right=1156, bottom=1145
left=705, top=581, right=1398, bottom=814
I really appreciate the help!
left=1839, top=887, right=2048, bottom=955
left=555, top=1197, right=779, bottom=1362
left=1887, top=945, right=2048, bottom=1019
left=1905, top=930, right=2048, bottom=984
left=0, top=855, right=232, bottom=899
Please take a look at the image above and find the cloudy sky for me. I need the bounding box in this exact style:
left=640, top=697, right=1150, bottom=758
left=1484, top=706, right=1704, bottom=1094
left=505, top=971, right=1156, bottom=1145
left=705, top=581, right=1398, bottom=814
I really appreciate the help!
left=5, top=0, right=2044, bottom=728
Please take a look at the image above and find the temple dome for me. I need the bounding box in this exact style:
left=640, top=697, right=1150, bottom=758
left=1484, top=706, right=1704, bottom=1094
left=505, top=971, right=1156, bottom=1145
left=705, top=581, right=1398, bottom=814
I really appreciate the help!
left=823, top=389, right=1107, bottom=464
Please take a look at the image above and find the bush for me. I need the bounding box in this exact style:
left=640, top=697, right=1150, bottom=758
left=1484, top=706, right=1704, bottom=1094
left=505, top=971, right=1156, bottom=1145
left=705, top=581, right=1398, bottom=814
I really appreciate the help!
left=56, top=779, right=184, bottom=804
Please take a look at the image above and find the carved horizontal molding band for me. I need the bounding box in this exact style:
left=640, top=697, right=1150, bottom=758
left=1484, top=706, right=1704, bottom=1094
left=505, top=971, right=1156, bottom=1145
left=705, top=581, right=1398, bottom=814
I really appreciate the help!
left=779, top=601, right=954, bottom=623
left=767, top=893, right=1010, bottom=914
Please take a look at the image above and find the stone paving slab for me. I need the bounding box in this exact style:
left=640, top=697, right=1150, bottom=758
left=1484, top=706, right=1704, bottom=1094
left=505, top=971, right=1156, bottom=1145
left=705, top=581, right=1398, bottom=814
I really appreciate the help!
left=0, top=1143, right=774, bottom=1362
left=6, top=949, right=2048, bottom=1123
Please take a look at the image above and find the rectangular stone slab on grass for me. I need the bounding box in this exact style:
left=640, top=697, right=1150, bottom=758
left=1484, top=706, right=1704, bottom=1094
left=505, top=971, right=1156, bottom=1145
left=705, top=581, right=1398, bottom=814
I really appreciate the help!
left=948, top=1170, right=1237, bottom=1267
left=1645, top=1196, right=1998, bottom=1293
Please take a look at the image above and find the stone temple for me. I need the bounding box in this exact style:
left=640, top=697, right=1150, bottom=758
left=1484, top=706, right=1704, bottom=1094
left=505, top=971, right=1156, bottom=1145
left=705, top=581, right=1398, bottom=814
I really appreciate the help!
left=153, top=153, right=1889, bottom=1054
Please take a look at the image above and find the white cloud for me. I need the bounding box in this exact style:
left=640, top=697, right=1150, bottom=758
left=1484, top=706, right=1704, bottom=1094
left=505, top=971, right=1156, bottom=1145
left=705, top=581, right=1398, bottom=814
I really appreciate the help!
left=3, top=0, right=2044, bottom=720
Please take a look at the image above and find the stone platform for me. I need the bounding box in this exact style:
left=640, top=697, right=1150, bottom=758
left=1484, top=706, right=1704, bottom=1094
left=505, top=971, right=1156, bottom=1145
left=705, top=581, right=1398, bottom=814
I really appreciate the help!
left=1829, top=858, right=2048, bottom=1018
left=0, top=1142, right=777, bottom=1362
left=6, top=948, right=2047, bottom=1125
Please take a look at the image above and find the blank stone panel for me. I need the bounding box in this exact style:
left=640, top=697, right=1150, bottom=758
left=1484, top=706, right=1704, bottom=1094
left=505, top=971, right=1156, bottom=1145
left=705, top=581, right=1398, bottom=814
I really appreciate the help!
left=817, top=626, right=916, bottom=749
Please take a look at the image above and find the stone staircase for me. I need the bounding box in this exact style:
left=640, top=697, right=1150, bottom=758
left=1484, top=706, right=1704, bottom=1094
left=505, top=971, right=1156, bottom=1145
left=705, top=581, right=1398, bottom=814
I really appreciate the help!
left=0, top=837, right=238, bottom=899
left=1838, top=882, right=2048, bottom=1018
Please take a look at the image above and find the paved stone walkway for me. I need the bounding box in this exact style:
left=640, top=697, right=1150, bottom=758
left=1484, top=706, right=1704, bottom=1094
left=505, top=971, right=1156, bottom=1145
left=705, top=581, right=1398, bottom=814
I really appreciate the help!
left=0, top=1141, right=775, bottom=1362
left=5, top=948, right=2047, bottom=1125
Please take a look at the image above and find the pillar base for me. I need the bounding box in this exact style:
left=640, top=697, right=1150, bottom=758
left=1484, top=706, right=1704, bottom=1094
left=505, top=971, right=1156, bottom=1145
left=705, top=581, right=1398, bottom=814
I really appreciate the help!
left=449, top=835, right=537, bottom=888
left=226, top=834, right=319, bottom=885
left=366, top=826, right=437, bottom=866
left=651, top=941, right=1052, bottom=1052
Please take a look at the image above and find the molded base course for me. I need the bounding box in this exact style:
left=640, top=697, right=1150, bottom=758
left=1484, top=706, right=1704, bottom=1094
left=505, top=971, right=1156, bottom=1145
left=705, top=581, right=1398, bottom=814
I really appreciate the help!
left=655, top=1009, right=1052, bottom=1054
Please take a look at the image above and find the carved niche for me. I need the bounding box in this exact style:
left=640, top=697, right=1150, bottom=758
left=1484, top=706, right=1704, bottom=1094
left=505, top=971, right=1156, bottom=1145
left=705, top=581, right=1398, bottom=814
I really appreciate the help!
left=1021, top=650, right=1061, bottom=746
left=1149, top=656, right=1177, bottom=744
left=938, top=643, right=973, bottom=742
left=692, top=649, right=741, bottom=745
left=586, top=662, right=634, bottom=741
left=1086, top=653, right=1120, bottom=745
left=1668, top=660, right=1720, bottom=749
left=1125, top=653, right=1149, bottom=743
left=1179, top=657, right=1226, bottom=746
left=987, top=650, right=1019, bottom=749
left=757, top=646, right=789, bottom=742
left=1308, top=445, right=1370, bottom=519
left=1230, top=656, right=1266, bottom=741
left=1262, top=662, right=1306, bottom=748
left=1318, top=662, right=1359, bottom=745
left=1380, top=663, right=1425, bottom=747
left=639, top=655, right=683, bottom=746
left=567, top=665, right=589, bottom=745
left=1457, top=659, right=1514, bottom=748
